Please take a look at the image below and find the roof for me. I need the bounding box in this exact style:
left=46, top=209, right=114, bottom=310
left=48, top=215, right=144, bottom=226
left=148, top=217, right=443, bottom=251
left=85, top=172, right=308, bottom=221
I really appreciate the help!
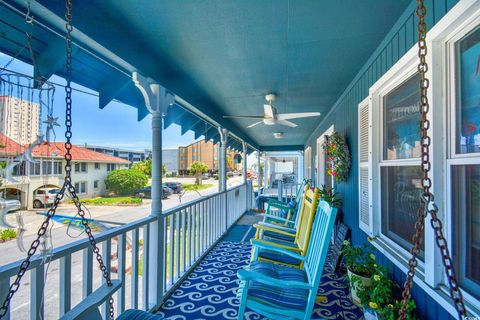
left=0, top=134, right=129, bottom=164
left=0, top=133, right=25, bottom=155
left=32, top=143, right=130, bottom=164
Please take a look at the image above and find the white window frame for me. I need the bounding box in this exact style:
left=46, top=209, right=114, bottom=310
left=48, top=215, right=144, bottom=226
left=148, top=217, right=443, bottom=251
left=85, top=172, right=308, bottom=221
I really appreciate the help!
left=315, top=125, right=335, bottom=189
left=364, top=1, right=480, bottom=317
left=304, top=146, right=312, bottom=181
left=74, top=181, right=87, bottom=194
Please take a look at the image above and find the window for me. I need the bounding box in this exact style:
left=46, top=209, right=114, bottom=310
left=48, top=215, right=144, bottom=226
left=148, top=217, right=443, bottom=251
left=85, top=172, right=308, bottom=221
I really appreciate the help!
left=107, top=163, right=116, bottom=171
left=42, top=160, right=53, bottom=175
left=449, top=23, right=480, bottom=301
left=316, top=126, right=334, bottom=188
left=379, top=73, right=424, bottom=258
left=53, top=161, right=62, bottom=175
left=74, top=182, right=87, bottom=194
left=94, top=180, right=99, bottom=189
left=74, top=162, right=87, bottom=173
left=29, top=162, right=40, bottom=176
left=13, top=161, right=26, bottom=176
left=94, top=162, right=100, bottom=169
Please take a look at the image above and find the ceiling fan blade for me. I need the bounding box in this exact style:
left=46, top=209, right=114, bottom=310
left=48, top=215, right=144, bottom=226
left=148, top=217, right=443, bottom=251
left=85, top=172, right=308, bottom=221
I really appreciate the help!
left=277, top=112, right=321, bottom=120
left=223, top=115, right=264, bottom=119
left=276, top=119, right=298, bottom=128
left=263, top=104, right=275, bottom=118
left=247, top=121, right=263, bottom=128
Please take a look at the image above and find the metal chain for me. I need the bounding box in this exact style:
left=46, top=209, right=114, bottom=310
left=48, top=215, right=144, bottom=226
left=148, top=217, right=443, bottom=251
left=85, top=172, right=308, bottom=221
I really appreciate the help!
left=0, top=1, right=115, bottom=319
left=399, top=1, right=468, bottom=319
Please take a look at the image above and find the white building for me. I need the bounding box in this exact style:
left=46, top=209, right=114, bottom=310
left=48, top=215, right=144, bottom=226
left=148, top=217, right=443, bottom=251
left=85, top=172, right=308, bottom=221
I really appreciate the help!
left=162, top=149, right=178, bottom=174
left=0, top=96, right=40, bottom=145
left=0, top=134, right=130, bottom=209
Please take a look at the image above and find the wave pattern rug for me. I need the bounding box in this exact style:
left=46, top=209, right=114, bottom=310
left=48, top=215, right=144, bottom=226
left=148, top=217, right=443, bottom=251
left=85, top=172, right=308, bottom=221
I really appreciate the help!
left=156, top=241, right=362, bottom=320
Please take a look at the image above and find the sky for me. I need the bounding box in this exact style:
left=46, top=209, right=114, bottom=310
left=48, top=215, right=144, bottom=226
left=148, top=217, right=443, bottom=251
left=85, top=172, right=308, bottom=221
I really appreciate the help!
left=0, top=52, right=200, bottom=150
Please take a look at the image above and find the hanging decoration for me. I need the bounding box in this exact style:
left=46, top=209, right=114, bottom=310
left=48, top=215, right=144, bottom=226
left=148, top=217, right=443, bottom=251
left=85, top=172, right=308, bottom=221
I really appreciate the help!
left=322, top=131, right=351, bottom=182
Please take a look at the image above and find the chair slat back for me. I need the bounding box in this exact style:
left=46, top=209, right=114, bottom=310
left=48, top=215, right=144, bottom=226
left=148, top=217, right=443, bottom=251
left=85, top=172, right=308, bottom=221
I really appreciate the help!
left=304, top=201, right=338, bottom=287
left=295, top=187, right=320, bottom=252
left=290, top=183, right=309, bottom=226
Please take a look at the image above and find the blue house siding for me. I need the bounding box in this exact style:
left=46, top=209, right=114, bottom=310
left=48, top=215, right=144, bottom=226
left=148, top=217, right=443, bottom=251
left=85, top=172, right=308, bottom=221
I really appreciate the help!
left=305, top=1, right=459, bottom=319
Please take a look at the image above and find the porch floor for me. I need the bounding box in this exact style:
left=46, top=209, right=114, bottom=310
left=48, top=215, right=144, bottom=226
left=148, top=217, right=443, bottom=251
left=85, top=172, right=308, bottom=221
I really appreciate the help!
left=154, top=212, right=363, bottom=320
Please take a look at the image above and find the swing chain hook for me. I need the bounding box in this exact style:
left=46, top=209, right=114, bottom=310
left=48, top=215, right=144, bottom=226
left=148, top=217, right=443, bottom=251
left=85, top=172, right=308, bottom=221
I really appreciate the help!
left=399, top=1, right=467, bottom=319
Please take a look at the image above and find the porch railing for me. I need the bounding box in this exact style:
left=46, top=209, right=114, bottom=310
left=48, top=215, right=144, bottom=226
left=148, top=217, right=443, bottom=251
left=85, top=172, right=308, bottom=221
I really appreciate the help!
left=0, top=181, right=253, bottom=320
left=277, top=181, right=301, bottom=202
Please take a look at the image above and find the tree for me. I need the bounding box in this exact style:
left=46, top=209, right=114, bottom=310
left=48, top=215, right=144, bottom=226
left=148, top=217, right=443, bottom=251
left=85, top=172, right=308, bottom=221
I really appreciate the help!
left=132, top=159, right=166, bottom=177
left=105, top=169, right=148, bottom=195
left=190, top=161, right=209, bottom=185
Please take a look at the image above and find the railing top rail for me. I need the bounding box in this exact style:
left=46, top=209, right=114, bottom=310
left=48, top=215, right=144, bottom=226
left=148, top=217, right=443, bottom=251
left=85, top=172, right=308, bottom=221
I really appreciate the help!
left=0, top=215, right=156, bottom=278
left=162, top=182, right=247, bottom=217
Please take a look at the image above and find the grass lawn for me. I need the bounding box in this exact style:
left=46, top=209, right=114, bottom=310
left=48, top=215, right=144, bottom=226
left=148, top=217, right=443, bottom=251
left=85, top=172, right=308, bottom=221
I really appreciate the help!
left=75, top=197, right=143, bottom=206
left=182, top=183, right=214, bottom=191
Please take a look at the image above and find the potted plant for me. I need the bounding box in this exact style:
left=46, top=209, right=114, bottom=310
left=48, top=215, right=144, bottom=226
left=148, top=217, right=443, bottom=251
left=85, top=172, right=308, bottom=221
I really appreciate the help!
left=357, top=270, right=417, bottom=319
left=341, top=240, right=377, bottom=305
left=318, top=185, right=342, bottom=208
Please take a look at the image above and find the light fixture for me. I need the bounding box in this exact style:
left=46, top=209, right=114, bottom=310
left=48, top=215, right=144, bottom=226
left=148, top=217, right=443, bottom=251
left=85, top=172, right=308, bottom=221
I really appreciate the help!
left=273, top=132, right=284, bottom=139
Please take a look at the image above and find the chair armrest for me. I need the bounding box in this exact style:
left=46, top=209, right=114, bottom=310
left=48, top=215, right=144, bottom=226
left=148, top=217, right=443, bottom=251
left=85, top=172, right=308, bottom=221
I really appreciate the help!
left=250, top=238, right=302, bottom=252
left=253, top=224, right=296, bottom=237
left=251, top=239, right=306, bottom=261
left=266, top=201, right=292, bottom=212
left=257, top=221, right=296, bottom=233
left=237, top=269, right=311, bottom=290
left=262, top=214, right=288, bottom=223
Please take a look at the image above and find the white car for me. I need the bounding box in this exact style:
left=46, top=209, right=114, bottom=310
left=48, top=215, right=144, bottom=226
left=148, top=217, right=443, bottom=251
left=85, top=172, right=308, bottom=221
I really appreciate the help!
left=33, top=188, right=60, bottom=208
left=0, top=197, right=21, bottom=213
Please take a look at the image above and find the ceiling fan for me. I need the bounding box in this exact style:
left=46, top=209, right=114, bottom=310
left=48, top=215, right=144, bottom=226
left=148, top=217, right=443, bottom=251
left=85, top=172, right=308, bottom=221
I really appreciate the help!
left=223, top=94, right=320, bottom=128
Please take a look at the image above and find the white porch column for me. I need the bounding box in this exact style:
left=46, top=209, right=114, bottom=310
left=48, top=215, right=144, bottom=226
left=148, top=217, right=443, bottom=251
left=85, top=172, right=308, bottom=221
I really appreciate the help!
left=133, top=72, right=174, bottom=310
left=242, top=142, right=247, bottom=184
left=218, top=127, right=228, bottom=192
left=257, top=151, right=261, bottom=190
left=263, top=155, right=269, bottom=188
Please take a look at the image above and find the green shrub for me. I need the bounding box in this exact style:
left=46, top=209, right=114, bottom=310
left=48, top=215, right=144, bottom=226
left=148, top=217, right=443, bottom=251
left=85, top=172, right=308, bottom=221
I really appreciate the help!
left=0, top=229, right=17, bottom=242
left=105, top=169, right=148, bottom=195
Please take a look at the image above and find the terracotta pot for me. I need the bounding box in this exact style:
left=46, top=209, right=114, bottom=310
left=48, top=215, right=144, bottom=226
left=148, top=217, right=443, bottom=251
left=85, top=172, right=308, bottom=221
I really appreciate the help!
left=347, top=268, right=371, bottom=306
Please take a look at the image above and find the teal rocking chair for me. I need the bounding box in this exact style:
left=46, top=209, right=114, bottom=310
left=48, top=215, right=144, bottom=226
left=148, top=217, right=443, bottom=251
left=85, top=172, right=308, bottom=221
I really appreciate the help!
left=237, top=201, right=337, bottom=320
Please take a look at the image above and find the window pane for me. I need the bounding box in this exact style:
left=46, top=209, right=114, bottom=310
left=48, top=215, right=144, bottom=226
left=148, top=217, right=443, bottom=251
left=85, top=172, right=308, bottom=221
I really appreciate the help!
left=452, top=165, right=480, bottom=298
left=456, top=27, right=480, bottom=154
left=381, top=166, right=424, bottom=258
left=383, top=74, right=421, bottom=160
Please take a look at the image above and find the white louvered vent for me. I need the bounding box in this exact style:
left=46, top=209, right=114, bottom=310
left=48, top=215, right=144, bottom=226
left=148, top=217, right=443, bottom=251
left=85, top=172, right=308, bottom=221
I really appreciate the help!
left=358, top=98, right=373, bottom=235
left=359, top=105, right=369, bottom=163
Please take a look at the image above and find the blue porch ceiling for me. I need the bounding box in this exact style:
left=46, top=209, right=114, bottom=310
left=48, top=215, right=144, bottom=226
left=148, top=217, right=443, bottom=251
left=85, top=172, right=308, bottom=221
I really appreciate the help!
left=1, top=0, right=411, bottom=148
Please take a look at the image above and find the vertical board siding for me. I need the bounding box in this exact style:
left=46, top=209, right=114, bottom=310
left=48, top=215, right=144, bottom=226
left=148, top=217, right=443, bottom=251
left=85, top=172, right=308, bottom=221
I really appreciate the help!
left=304, top=1, right=458, bottom=319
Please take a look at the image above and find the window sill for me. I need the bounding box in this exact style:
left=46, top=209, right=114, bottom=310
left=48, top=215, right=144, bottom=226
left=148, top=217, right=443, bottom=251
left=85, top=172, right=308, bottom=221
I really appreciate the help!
left=369, top=236, right=480, bottom=318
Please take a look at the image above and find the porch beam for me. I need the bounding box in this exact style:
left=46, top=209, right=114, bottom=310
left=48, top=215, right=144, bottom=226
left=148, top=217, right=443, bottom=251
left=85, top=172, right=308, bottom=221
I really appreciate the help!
left=132, top=72, right=174, bottom=310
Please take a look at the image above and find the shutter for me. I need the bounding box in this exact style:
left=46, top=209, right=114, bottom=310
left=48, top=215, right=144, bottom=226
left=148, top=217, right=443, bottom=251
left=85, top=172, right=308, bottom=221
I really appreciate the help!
left=358, top=98, right=373, bottom=235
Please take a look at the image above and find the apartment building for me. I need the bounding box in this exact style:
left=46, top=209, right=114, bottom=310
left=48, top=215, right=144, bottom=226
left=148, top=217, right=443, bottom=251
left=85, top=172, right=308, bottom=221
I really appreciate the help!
left=178, top=140, right=241, bottom=175
left=0, top=96, right=40, bottom=145
left=85, top=144, right=152, bottom=164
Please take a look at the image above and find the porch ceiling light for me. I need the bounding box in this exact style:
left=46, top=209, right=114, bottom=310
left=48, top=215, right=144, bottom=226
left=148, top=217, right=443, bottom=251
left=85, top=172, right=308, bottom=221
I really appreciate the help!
left=273, top=132, right=284, bottom=139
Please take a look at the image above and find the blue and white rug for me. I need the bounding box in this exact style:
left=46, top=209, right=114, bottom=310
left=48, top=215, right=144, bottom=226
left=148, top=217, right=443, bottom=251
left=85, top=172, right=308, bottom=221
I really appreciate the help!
left=156, top=241, right=362, bottom=320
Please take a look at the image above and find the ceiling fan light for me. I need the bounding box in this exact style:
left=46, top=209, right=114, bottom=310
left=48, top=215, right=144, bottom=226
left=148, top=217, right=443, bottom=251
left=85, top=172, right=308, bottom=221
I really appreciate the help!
left=273, top=132, right=284, bottom=139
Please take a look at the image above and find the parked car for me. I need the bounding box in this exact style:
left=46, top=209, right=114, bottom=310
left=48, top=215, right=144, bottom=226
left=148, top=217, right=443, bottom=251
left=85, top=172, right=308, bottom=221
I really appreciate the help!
left=164, top=182, right=183, bottom=194
left=226, top=171, right=234, bottom=177
left=202, top=173, right=210, bottom=180
left=0, top=197, right=21, bottom=213
left=33, top=188, right=61, bottom=208
left=134, top=185, right=173, bottom=199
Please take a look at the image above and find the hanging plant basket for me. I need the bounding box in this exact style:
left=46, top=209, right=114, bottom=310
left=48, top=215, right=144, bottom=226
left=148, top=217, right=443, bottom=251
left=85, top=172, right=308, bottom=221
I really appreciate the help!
left=322, top=131, right=351, bottom=183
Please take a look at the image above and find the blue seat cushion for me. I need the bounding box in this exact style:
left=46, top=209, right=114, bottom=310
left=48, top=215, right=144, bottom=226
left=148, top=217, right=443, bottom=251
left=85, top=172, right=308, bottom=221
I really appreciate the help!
left=247, top=261, right=308, bottom=310
left=257, top=247, right=302, bottom=265
left=117, top=309, right=164, bottom=320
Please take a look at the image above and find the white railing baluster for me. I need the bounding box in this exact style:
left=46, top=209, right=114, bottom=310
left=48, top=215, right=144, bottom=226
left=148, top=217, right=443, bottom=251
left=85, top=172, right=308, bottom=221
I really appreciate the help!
left=131, top=228, right=139, bottom=309
left=142, top=223, right=150, bottom=309
left=59, top=254, right=72, bottom=316
left=82, top=247, right=93, bottom=299
left=0, top=277, right=10, bottom=320
left=168, top=215, right=174, bottom=286
left=181, top=209, right=186, bottom=274
left=175, top=211, right=180, bottom=281
left=101, top=240, right=112, bottom=319
left=117, top=233, right=126, bottom=313
left=30, top=262, right=44, bottom=320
